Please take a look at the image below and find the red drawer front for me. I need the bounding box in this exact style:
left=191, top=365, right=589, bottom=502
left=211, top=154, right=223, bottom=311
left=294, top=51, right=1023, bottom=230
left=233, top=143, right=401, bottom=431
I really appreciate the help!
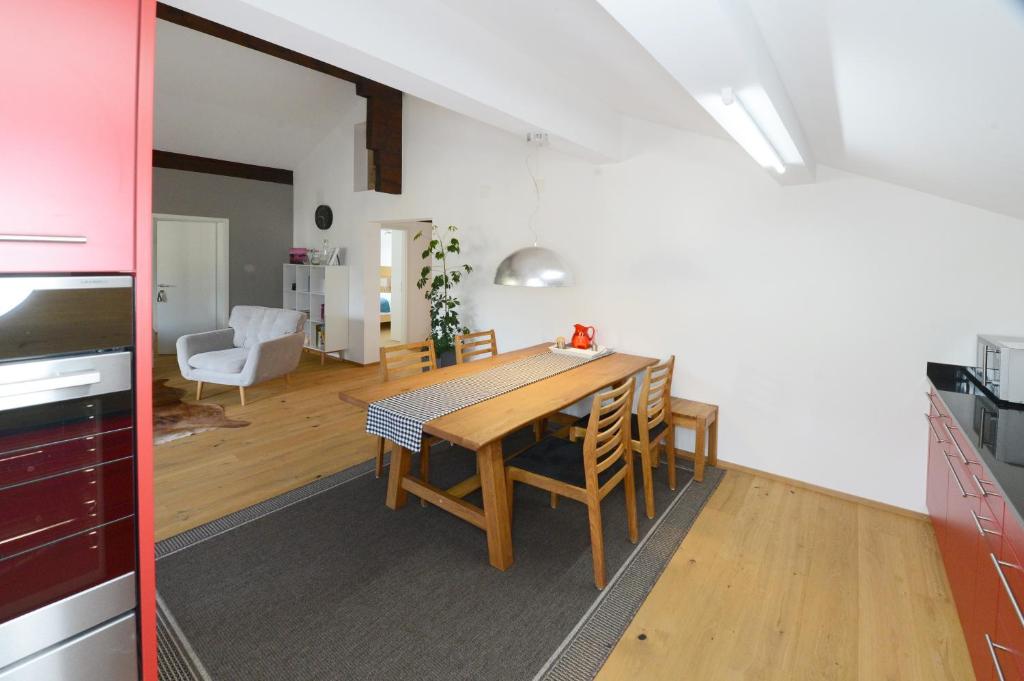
left=947, top=450, right=977, bottom=500
left=0, top=428, right=132, bottom=488
left=928, top=390, right=948, bottom=416
left=926, top=418, right=949, bottom=551
left=1006, top=506, right=1024, bottom=581
left=972, top=536, right=1004, bottom=681
left=946, top=475, right=981, bottom=624
left=0, top=458, right=134, bottom=559
left=989, top=627, right=1024, bottom=681
left=0, top=516, right=135, bottom=624
left=991, top=542, right=1024, bottom=678
left=979, top=477, right=1008, bottom=544
left=0, top=392, right=133, bottom=454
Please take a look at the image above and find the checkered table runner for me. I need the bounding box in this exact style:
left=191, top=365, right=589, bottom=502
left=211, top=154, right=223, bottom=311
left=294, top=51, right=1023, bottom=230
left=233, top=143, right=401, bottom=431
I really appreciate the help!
left=366, top=350, right=612, bottom=452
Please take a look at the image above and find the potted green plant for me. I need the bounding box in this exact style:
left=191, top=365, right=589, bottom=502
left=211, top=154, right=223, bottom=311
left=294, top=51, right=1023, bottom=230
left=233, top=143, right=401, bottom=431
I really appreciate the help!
left=415, top=224, right=473, bottom=366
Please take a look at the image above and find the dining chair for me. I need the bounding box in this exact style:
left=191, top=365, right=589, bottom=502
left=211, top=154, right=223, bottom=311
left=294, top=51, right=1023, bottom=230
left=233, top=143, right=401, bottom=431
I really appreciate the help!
left=633, top=355, right=675, bottom=518
left=506, top=378, right=638, bottom=589
left=564, top=356, right=674, bottom=519
left=454, top=330, right=498, bottom=364
left=377, top=340, right=441, bottom=499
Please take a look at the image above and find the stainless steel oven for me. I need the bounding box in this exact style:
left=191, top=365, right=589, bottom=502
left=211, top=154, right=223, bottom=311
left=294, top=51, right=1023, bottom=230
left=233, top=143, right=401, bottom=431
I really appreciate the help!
left=0, top=276, right=138, bottom=680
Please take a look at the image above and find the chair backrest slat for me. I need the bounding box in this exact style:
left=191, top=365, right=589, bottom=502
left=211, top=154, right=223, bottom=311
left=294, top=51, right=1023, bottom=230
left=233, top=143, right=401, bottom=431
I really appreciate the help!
left=380, top=339, right=438, bottom=382
left=455, top=330, right=498, bottom=364
left=638, top=356, right=675, bottom=436
left=582, top=378, right=635, bottom=482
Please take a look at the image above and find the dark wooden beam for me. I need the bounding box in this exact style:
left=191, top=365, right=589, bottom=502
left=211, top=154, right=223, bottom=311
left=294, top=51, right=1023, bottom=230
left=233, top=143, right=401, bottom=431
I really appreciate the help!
left=156, top=2, right=403, bottom=194
left=358, top=82, right=403, bottom=194
left=153, top=150, right=293, bottom=185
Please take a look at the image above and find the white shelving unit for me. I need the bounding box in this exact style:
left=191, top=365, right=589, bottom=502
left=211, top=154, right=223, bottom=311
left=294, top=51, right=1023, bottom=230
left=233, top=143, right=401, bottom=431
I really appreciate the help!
left=283, top=264, right=350, bottom=364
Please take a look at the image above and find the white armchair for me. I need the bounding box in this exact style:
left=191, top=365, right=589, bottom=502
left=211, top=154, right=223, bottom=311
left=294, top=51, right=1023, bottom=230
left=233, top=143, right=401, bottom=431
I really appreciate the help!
left=176, top=306, right=307, bottom=405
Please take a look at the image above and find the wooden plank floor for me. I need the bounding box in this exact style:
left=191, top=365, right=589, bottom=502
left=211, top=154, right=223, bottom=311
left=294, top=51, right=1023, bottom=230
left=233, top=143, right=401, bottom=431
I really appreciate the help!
left=596, top=470, right=975, bottom=681
left=153, top=352, right=381, bottom=541
left=153, top=354, right=973, bottom=679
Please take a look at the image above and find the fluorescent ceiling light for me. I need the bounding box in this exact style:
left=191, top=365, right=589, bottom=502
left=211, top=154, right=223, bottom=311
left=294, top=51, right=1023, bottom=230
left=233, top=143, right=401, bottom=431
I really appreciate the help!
left=719, top=87, right=786, bottom=174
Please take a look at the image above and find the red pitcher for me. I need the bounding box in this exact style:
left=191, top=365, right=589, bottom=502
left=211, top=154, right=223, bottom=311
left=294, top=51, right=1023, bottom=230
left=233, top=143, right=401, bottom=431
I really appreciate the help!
left=571, top=324, right=596, bottom=350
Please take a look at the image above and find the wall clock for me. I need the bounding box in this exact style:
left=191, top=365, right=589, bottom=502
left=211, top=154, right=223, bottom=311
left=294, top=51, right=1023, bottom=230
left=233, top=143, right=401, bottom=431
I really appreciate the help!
left=315, top=205, right=333, bottom=230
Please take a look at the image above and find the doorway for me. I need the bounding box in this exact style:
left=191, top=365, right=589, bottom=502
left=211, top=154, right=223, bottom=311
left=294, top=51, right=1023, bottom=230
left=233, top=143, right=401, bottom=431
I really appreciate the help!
left=153, top=214, right=229, bottom=354
left=376, top=220, right=431, bottom=350
left=379, top=228, right=406, bottom=347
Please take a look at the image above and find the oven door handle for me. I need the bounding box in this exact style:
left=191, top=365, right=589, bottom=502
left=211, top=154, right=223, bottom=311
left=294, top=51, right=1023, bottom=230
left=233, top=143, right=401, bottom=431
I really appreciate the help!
left=0, top=370, right=102, bottom=398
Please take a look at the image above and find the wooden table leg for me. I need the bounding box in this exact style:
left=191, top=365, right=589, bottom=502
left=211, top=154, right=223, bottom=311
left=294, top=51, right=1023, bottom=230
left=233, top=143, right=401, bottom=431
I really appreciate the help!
left=709, top=412, right=719, bottom=468
left=385, top=445, right=412, bottom=509
left=477, top=440, right=514, bottom=570
left=533, top=417, right=547, bottom=442
left=694, top=417, right=706, bottom=483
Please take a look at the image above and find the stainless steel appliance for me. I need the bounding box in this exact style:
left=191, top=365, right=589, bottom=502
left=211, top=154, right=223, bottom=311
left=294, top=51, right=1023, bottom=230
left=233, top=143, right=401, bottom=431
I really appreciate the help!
left=977, top=334, right=1024, bottom=404
left=0, top=276, right=138, bottom=680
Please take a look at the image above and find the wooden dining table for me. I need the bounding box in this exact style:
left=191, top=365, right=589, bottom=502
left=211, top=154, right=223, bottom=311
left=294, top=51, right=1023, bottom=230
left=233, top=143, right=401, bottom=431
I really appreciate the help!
left=338, top=343, right=657, bottom=571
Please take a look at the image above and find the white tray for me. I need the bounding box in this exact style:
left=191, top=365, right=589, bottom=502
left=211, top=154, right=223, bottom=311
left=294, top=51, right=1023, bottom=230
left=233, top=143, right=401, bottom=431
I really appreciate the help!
left=548, top=344, right=612, bottom=359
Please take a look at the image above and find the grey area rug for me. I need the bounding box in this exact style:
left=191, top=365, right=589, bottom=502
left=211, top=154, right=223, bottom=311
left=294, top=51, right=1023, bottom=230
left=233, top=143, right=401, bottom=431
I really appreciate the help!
left=156, top=433, right=724, bottom=681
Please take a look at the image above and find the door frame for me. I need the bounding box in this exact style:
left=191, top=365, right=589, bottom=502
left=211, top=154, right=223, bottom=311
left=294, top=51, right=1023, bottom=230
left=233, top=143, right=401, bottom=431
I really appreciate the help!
left=152, top=213, right=230, bottom=338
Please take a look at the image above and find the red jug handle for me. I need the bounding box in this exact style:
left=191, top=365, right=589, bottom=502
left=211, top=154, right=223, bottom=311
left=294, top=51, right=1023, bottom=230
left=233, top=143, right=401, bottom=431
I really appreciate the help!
left=587, top=326, right=596, bottom=340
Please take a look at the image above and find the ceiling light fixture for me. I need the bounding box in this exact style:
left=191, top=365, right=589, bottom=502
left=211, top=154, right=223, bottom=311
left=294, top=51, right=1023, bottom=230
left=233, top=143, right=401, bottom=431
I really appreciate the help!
left=719, top=87, right=786, bottom=174
left=494, top=133, right=574, bottom=288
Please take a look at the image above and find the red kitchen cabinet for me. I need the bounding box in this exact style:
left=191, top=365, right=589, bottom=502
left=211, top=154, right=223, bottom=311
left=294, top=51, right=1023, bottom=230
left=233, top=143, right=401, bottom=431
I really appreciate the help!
left=0, top=0, right=156, bottom=678
left=927, top=374, right=1024, bottom=681
left=0, top=0, right=140, bottom=272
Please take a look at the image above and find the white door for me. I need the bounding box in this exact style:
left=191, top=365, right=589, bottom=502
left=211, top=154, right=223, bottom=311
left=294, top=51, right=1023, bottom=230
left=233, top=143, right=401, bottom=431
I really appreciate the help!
left=391, top=230, right=408, bottom=343
left=154, top=216, right=229, bottom=355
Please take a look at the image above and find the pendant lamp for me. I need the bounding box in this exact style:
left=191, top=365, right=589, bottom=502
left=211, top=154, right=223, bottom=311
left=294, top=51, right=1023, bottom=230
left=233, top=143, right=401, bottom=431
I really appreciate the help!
left=494, top=133, right=574, bottom=288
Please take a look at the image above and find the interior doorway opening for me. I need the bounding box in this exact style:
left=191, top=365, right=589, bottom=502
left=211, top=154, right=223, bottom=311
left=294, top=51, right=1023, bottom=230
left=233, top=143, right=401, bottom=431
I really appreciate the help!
left=376, top=220, right=432, bottom=351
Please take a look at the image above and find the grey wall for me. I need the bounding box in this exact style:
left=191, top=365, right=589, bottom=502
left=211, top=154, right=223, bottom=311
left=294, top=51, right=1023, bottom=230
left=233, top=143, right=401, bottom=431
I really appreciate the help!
left=153, top=167, right=293, bottom=309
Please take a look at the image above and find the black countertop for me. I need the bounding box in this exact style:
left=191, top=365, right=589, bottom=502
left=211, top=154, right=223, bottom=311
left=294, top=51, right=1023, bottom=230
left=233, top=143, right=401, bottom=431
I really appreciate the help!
left=928, top=362, right=1024, bottom=526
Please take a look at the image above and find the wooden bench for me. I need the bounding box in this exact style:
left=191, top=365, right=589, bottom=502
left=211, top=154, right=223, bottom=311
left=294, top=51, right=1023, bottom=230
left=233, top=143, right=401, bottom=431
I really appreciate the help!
left=670, top=397, right=718, bottom=482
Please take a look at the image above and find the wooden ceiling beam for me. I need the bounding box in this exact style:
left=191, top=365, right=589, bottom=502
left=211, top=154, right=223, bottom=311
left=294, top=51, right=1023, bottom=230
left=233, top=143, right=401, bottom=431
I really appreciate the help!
left=156, top=2, right=403, bottom=194
left=153, top=150, right=293, bottom=185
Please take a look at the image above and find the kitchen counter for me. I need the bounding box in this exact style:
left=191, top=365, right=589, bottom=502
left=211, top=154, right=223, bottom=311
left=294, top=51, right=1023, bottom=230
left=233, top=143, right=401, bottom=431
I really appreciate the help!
left=928, top=361, right=1024, bottom=526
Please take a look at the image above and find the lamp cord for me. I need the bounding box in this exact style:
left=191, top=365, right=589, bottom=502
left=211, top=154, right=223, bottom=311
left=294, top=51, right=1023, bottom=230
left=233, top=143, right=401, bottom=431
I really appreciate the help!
left=526, top=142, right=541, bottom=247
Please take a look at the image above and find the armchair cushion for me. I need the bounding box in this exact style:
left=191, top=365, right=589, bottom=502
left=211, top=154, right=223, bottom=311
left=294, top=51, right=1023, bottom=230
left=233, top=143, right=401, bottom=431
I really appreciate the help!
left=188, top=347, right=249, bottom=374
left=230, top=306, right=306, bottom=348
left=176, top=328, right=235, bottom=380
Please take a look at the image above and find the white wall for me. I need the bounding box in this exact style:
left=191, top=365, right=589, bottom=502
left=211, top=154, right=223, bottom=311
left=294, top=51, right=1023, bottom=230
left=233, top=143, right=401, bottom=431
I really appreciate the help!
left=594, top=118, right=1024, bottom=514
left=294, top=96, right=1024, bottom=513
left=293, top=95, right=598, bottom=363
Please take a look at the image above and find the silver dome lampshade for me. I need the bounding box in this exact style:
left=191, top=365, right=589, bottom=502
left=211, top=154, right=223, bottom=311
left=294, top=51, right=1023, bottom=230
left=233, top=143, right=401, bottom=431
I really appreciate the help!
left=493, top=246, right=574, bottom=287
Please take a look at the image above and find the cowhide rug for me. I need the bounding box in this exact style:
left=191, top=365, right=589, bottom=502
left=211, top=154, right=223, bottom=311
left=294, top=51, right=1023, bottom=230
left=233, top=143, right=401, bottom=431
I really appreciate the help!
left=153, top=379, right=250, bottom=445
